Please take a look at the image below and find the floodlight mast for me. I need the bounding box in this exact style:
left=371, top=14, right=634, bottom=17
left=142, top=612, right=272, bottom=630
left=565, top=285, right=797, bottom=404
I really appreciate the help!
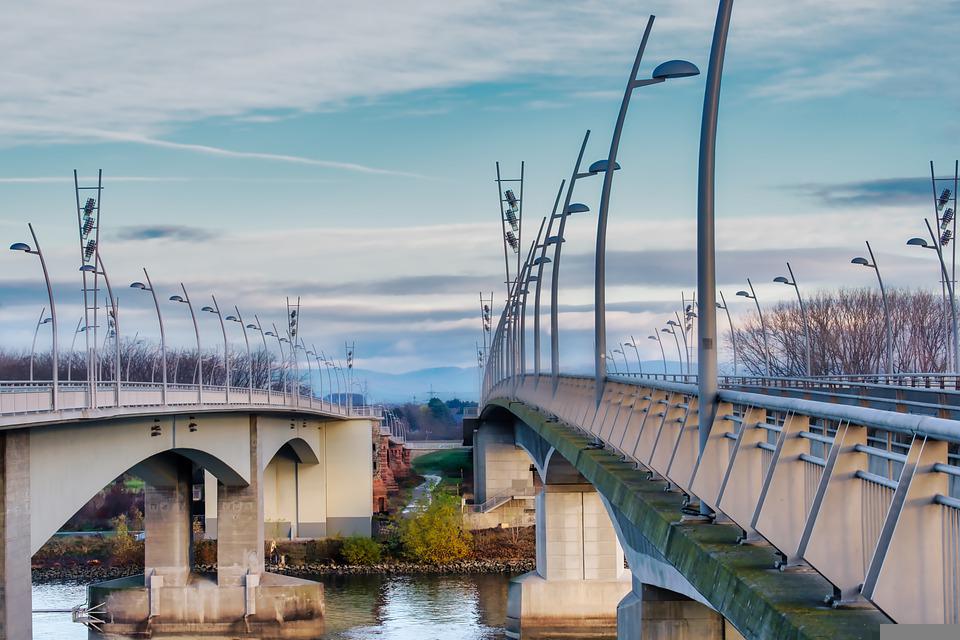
left=929, top=160, right=960, bottom=369
left=495, top=161, right=524, bottom=295
left=74, top=169, right=104, bottom=408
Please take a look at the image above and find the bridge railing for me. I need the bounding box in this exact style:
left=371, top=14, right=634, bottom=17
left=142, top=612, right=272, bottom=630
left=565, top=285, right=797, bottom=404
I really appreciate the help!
left=489, top=373, right=960, bottom=625
left=0, top=380, right=382, bottom=420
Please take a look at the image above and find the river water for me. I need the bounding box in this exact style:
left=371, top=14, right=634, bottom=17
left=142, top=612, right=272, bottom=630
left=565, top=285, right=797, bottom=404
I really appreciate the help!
left=33, top=572, right=513, bottom=639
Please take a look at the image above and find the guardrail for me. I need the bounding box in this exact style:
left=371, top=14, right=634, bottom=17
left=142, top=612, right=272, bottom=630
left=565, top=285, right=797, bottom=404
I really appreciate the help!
left=488, top=373, right=960, bottom=624
left=0, top=380, right=382, bottom=420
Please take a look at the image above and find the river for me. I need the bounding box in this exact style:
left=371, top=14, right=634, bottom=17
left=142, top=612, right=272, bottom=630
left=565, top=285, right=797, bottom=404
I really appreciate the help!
left=33, top=572, right=513, bottom=639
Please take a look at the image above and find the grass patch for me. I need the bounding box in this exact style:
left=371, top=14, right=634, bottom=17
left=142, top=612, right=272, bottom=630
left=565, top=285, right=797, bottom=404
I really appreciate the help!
left=411, top=448, right=472, bottom=478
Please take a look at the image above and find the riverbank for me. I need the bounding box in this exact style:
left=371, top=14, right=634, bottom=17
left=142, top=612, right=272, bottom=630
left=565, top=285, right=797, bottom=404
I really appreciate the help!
left=33, top=558, right=535, bottom=583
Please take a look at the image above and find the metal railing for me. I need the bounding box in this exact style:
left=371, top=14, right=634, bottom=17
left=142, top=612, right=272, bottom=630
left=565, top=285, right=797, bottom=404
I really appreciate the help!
left=466, top=486, right=536, bottom=513
left=487, top=373, right=960, bottom=625
left=0, top=380, right=382, bottom=420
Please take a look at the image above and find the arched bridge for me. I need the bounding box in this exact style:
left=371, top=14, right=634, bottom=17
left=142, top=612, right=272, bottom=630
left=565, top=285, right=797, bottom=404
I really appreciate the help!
left=0, top=381, right=379, bottom=639
left=471, top=373, right=960, bottom=639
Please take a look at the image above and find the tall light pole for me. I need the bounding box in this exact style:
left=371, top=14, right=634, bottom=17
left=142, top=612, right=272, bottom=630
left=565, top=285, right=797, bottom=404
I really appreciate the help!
left=10, top=224, right=59, bottom=408
left=266, top=326, right=286, bottom=395
left=308, top=345, right=325, bottom=404
left=130, top=268, right=167, bottom=405
left=248, top=315, right=271, bottom=403
left=613, top=345, right=630, bottom=373
left=29, top=310, right=52, bottom=382
left=170, top=284, right=203, bottom=404
left=668, top=315, right=690, bottom=374
left=662, top=325, right=683, bottom=373
left=607, top=351, right=620, bottom=374
left=202, top=298, right=229, bottom=402
left=297, top=339, right=314, bottom=401
left=550, top=131, right=593, bottom=390
left=532, top=181, right=565, bottom=378
left=716, top=290, right=737, bottom=376
left=316, top=346, right=334, bottom=405
left=67, top=320, right=86, bottom=382
left=648, top=334, right=667, bottom=374
left=908, top=220, right=960, bottom=372
left=591, top=13, right=701, bottom=404
left=697, top=0, right=735, bottom=517
left=226, top=307, right=253, bottom=402
left=625, top=336, right=644, bottom=375
left=774, top=262, right=812, bottom=376
left=737, top=279, right=770, bottom=376
left=851, top=241, right=893, bottom=375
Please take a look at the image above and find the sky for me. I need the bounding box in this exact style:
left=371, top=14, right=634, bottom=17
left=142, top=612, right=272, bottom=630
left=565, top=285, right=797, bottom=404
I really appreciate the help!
left=0, top=0, right=958, bottom=380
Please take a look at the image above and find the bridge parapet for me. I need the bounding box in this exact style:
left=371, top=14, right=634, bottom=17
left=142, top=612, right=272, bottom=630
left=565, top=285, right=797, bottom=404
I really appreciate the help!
left=488, top=373, right=960, bottom=626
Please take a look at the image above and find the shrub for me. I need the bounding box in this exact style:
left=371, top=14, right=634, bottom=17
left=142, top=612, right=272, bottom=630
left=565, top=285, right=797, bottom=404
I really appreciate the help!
left=305, top=538, right=342, bottom=564
left=400, top=491, right=472, bottom=564
left=109, top=514, right=143, bottom=566
left=194, top=539, right=217, bottom=567
left=340, top=535, right=382, bottom=565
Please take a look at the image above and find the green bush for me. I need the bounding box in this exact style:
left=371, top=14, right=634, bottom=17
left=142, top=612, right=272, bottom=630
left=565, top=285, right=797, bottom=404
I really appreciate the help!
left=340, top=535, right=382, bottom=565
left=400, top=491, right=471, bottom=564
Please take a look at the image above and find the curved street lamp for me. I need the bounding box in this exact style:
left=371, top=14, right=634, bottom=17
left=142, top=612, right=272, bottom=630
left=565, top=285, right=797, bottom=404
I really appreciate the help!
left=774, top=262, right=811, bottom=376
left=907, top=220, right=960, bottom=371
left=266, top=325, right=287, bottom=396
left=648, top=334, right=667, bottom=375
left=625, top=336, right=644, bottom=375
left=592, top=13, right=700, bottom=404
left=716, top=291, right=737, bottom=376
left=10, top=223, right=59, bottom=408
left=531, top=181, right=565, bottom=378
left=607, top=351, right=620, bottom=375
left=130, top=268, right=167, bottom=404
left=170, top=284, right=203, bottom=403
left=226, top=307, right=253, bottom=403
left=29, top=310, right=52, bottom=382
left=668, top=316, right=690, bottom=375
left=736, top=279, right=770, bottom=376
left=851, top=241, right=893, bottom=375
left=247, top=315, right=271, bottom=403
left=67, top=319, right=86, bottom=382
left=202, top=298, right=229, bottom=402
left=661, top=325, right=683, bottom=374
left=613, top=346, right=630, bottom=374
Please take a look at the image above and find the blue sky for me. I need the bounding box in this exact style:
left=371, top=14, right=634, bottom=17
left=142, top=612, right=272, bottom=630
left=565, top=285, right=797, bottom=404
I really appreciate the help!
left=0, top=0, right=958, bottom=376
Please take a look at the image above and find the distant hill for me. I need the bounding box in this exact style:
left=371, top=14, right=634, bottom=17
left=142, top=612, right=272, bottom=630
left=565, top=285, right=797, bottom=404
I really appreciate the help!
left=312, top=366, right=482, bottom=404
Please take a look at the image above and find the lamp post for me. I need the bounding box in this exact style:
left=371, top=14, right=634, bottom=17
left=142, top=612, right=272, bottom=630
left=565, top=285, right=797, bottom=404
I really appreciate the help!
left=591, top=13, right=700, bottom=404
left=81, top=253, right=121, bottom=402
left=908, top=220, right=960, bottom=372
left=697, top=0, right=735, bottom=517
left=266, top=327, right=286, bottom=396
left=226, top=307, right=253, bottom=403
left=625, top=336, right=644, bottom=375
left=716, top=290, right=737, bottom=376
left=550, top=131, right=594, bottom=390
left=648, top=334, right=667, bottom=375
left=851, top=241, right=893, bottom=375
left=532, top=181, right=566, bottom=377
left=662, top=325, right=683, bottom=374
left=201, top=298, right=229, bottom=403
left=297, top=340, right=314, bottom=402
left=668, top=316, right=690, bottom=374
left=613, top=346, right=630, bottom=374
left=170, top=284, right=203, bottom=404
left=67, top=319, right=86, bottom=382
left=130, top=268, right=167, bottom=404
left=307, top=345, right=325, bottom=405
left=736, top=279, right=770, bottom=376
left=607, top=351, right=620, bottom=375
left=774, top=262, right=812, bottom=376
left=10, top=224, right=59, bottom=408
left=247, top=315, right=271, bottom=403
left=29, top=310, right=52, bottom=382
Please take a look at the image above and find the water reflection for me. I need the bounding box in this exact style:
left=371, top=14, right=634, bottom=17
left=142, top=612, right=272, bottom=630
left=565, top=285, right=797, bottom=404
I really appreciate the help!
left=34, top=573, right=512, bottom=640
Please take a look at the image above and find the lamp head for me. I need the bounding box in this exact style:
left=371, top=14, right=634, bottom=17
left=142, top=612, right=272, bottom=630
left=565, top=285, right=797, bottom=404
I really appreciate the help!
left=532, top=256, right=552, bottom=265
left=648, top=336, right=657, bottom=341
left=667, top=320, right=679, bottom=327
left=906, top=237, right=929, bottom=248
left=735, top=290, right=751, bottom=298
left=225, top=315, right=238, bottom=322
left=169, top=295, right=184, bottom=302
left=130, top=282, right=147, bottom=290
left=9, top=242, right=31, bottom=252
left=201, top=306, right=215, bottom=313
left=265, top=331, right=275, bottom=336
left=565, top=203, right=590, bottom=214
left=40, top=317, right=52, bottom=324
left=246, top=324, right=259, bottom=330
left=652, top=59, right=701, bottom=79
left=587, top=159, right=621, bottom=174
left=79, top=264, right=96, bottom=273
left=773, top=276, right=790, bottom=284
left=851, top=257, right=870, bottom=266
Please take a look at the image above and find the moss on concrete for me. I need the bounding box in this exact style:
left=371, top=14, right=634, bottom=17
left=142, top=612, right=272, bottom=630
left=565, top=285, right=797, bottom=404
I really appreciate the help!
left=491, top=399, right=888, bottom=640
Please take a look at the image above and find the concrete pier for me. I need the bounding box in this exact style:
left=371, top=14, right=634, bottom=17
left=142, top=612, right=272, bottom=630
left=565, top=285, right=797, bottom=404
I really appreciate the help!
left=617, top=582, right=743, bottom=640
left=0, top=431, right=31, bottom=640
left=506, top=485, right=630, bottom=637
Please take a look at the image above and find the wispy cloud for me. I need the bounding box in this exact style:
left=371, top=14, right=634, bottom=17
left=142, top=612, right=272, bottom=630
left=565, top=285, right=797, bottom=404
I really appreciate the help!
left=791, top=177, right=929, bottom=208
left=749, top=56, right=892, bottom=102
left=114, top=225, right=216, bottom=242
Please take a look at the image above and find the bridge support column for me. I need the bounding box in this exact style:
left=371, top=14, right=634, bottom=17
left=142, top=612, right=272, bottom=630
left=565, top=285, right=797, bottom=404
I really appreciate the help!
left=144, top=456, right=193, bottom=586
left=506, top=484, right=630, bottom=638
left=0, top=430, right=31, bottom=640
left=473, top=418, right=534, bottom=505
left=617, top=581, right=740, bottom=640
left=217, top=417, right=264, bottom=586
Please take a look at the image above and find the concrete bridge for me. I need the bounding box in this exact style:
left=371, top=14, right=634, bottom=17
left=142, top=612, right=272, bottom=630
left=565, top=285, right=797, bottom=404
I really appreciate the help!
left=469, top=371, right=960, bottom=639
left=0, top=381, right=378, bottom=639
